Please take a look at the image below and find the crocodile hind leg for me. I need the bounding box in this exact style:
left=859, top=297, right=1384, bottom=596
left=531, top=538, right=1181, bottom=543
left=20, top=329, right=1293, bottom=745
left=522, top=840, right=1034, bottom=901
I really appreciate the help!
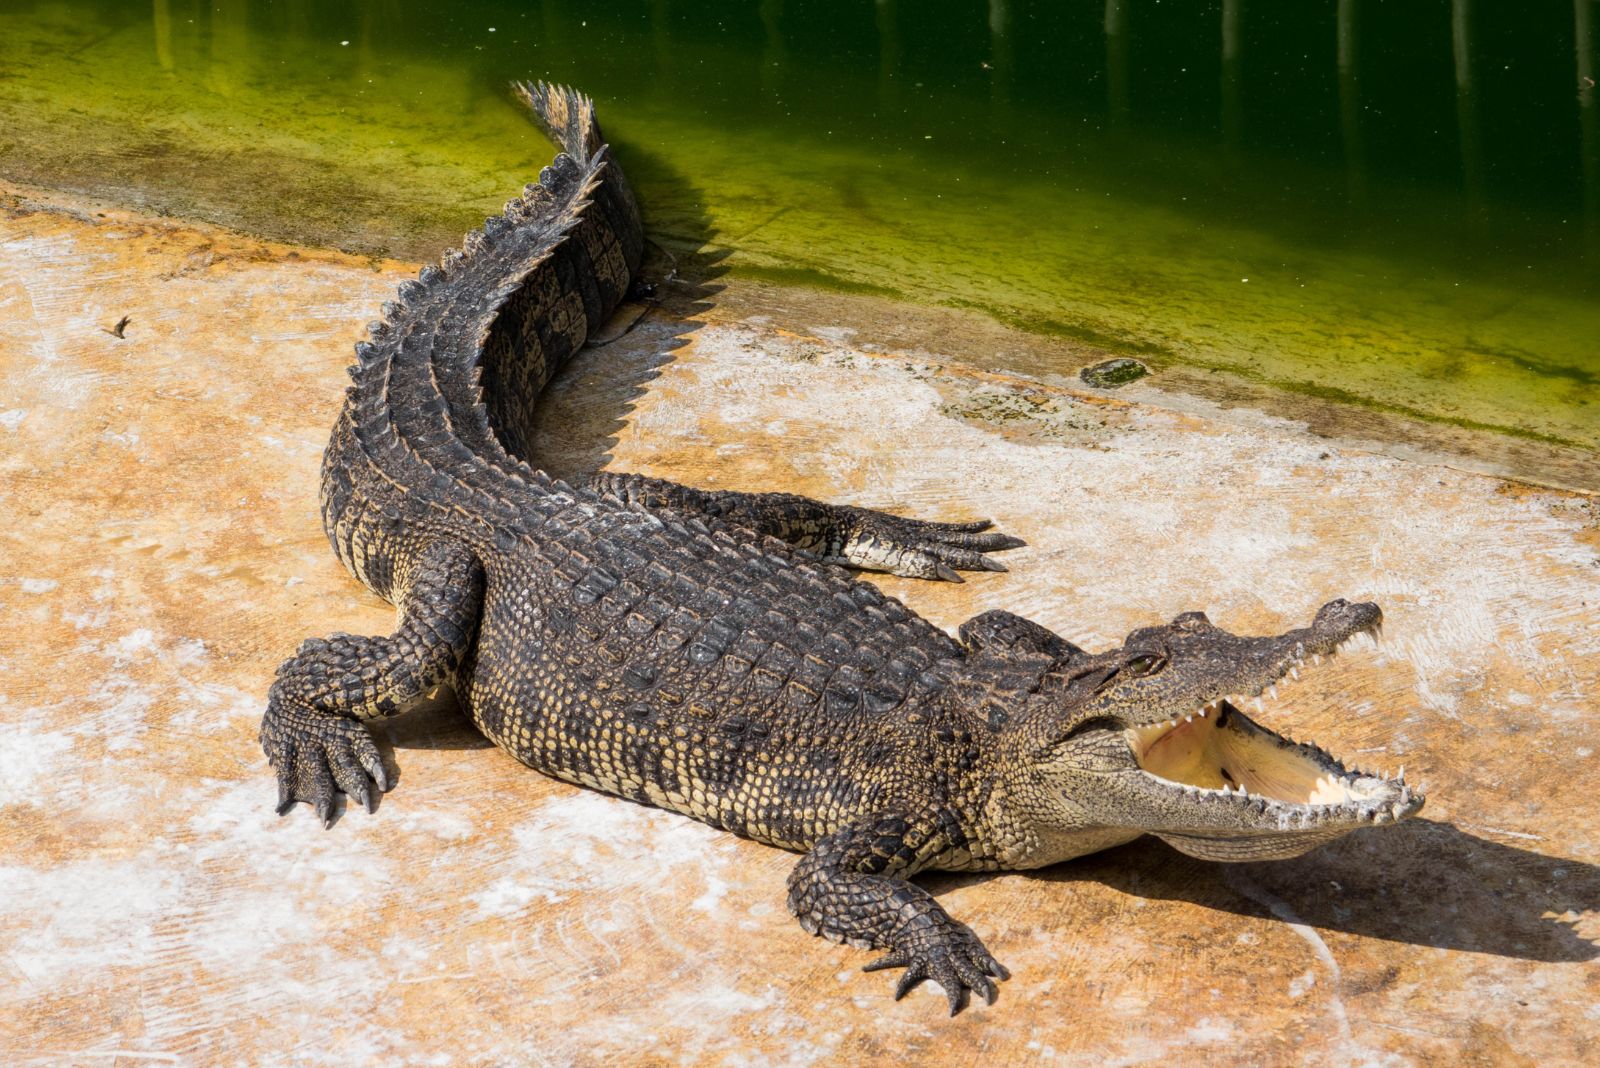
left=260, top=540, right=484, bottom=826
left=586, top=472, right=1023, bottom=581
left=786, top=814, right=1010, bottom=1015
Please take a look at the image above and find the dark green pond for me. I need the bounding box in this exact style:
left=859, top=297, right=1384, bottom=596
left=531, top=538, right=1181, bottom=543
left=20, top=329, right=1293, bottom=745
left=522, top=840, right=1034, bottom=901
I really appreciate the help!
left=4, top=1, right=1596, bottom=452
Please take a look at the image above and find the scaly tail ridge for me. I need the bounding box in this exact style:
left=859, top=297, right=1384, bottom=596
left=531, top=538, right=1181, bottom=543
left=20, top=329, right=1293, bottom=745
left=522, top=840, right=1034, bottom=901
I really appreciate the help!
left=514, top=80, right=604, bottom=167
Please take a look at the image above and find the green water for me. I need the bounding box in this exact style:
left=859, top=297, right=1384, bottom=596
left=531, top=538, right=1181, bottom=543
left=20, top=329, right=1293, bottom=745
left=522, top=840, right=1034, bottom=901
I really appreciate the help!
left=3, top=1, right=1597, bottom=455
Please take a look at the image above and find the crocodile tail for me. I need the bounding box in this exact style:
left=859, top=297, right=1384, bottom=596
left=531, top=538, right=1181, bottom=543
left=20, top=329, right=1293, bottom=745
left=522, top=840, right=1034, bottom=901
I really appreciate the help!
left=513, top=81, right=604, bottom=168
left=330, top=81, right=642, bottom=561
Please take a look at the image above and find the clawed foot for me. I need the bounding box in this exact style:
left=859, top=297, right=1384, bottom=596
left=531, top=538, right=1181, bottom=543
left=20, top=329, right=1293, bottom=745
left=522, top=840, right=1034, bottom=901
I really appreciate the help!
left=828, top=511, right=1025, bottom=583
left=260, top=693, right=390, bottom=828
left=864, top=920, right=1011, bottom=1015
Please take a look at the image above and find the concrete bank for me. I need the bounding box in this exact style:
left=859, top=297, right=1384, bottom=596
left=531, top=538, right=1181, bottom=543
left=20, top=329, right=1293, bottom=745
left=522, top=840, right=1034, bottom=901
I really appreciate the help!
left=2, top=190, right=1597, bottom=1065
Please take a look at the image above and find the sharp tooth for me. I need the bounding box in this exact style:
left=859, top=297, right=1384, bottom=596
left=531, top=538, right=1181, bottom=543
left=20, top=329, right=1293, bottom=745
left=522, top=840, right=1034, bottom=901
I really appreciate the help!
left=1252, top=697, right=1264, bottom=713
left=1312, top=653, right=1323, bottom=666
left=1398, top=764, right=1405, bottom=782
left=1391, top=801, right=1406, bottom=820
left=1185, top=714, right=1194, bottom=723
left=1289, top=666, right=1300, bottom=681
left=1268, top=685, right=1278, bottom=700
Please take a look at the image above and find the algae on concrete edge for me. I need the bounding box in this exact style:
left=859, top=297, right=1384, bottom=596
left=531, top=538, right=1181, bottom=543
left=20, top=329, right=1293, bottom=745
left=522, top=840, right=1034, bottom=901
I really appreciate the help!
left=3, top=4, right=1596, bottom=459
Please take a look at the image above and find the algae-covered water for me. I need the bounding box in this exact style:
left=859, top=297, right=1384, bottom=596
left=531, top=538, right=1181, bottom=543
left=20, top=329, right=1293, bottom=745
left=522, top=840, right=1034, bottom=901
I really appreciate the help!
left=3, top=1, right=1596, bottom=457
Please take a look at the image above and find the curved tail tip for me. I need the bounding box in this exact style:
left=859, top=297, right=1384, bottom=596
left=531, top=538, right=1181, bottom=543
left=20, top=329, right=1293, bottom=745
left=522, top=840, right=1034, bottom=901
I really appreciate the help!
left=512, top=80, right=601, bottom=160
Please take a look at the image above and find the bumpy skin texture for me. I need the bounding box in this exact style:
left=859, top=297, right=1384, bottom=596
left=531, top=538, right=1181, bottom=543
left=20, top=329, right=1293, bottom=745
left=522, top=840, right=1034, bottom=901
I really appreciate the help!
left=263, top=84, right=1421, bottom=1014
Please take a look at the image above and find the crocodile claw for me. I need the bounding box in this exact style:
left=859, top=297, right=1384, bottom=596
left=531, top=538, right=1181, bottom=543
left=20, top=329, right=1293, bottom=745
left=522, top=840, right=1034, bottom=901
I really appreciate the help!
left=863, top=923, right=1009, bottom=1015
left=260, top=694, right=388, bottom=827
left=835, top=508, right=1025, bottom=582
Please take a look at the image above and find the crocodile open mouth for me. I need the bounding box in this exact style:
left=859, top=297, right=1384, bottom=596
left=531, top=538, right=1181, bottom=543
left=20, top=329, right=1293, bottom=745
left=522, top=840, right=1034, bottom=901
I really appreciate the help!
left=1125, top=698, right=1422, bottom=825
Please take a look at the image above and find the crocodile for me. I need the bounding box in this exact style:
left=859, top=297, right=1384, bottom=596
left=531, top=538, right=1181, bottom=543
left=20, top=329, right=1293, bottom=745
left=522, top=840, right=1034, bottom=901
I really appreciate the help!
left=261, top=83, right=1426, bottom=1013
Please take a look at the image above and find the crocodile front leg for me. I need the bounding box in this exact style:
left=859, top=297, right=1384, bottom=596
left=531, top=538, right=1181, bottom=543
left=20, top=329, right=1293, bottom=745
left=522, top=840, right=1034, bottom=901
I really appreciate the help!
left=958, top=608, right=1086, bottom=661
left=587, top=472, right=1023, bottom=581
left=786, top=814, right=1010, bottom=1014
left=260, top=539, right=483, bottom=825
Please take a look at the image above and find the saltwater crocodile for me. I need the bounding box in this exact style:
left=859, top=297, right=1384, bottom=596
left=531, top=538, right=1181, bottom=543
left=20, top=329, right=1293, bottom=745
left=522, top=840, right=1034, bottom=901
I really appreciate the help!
left=261, top=83, right=1425, bottom=1013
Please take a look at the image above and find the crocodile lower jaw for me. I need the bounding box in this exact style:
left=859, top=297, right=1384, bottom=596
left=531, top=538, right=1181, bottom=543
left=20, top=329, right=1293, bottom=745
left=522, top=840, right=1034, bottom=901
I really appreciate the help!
left=1125, top=699, right=1424, bottom=826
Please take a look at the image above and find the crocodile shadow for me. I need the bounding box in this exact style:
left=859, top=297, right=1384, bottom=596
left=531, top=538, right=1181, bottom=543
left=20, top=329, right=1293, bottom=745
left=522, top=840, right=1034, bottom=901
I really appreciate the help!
left=528, top=139, right=729, bottom=482
left=926, top=818, right=1599, bottom=964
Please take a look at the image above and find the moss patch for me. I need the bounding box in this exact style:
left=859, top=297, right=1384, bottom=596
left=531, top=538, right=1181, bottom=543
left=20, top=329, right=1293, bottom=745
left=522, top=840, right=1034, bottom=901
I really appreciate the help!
left=731, top=263, right=903, bottom=300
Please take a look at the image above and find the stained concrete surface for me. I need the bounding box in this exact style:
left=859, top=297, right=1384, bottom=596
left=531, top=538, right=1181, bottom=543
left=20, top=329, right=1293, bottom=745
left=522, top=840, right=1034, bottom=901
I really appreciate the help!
left=1, top=189, right=1598, bottom=1065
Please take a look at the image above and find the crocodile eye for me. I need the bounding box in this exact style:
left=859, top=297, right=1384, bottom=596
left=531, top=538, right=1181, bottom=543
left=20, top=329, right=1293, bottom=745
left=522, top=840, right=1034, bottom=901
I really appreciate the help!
left=1124, top=654, right=1164, bottom=677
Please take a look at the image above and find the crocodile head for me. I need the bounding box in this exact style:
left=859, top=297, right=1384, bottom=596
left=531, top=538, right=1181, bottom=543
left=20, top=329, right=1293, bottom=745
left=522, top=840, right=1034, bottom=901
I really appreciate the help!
left=1003, top=599, right=1423, bottom=864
